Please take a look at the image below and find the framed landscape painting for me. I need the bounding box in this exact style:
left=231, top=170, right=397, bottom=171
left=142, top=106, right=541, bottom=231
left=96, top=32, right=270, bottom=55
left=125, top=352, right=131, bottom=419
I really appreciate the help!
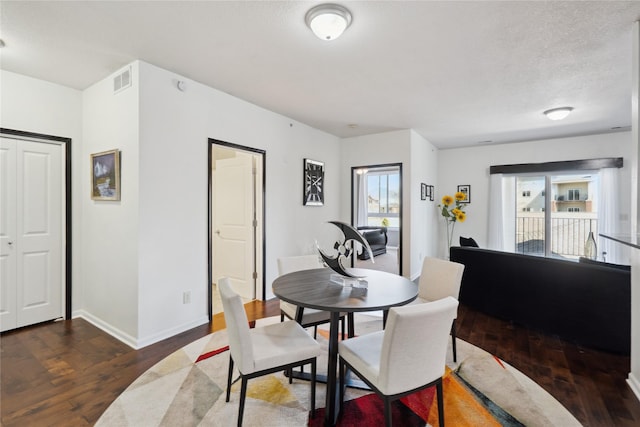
left=91, top=149, right=121, bottom=201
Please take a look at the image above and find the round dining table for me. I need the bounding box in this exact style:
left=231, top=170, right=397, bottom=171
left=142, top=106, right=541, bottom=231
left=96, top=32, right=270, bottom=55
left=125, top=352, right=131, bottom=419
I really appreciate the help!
left=272, top=267, right=418, bottom=426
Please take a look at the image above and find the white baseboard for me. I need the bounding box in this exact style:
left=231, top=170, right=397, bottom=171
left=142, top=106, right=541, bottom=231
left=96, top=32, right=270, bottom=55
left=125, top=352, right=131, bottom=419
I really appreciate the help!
left=73, top=310, right=209, bottom=350
left=136, top=316, right=209, bottom=349
left=73, top=309, right=138, bottom=349
left=628, top=372, right=640, bottom=402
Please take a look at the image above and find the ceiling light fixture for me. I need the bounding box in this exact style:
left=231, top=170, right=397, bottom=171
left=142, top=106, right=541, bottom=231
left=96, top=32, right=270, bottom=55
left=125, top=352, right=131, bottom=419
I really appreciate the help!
left=544, top=107, right=573, bottom=121
left=305, top=4, right=352, bottom=41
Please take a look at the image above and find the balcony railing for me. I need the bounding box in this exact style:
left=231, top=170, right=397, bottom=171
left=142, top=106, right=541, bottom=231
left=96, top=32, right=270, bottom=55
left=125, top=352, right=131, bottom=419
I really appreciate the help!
left=515, top=216, right=598, bottom=258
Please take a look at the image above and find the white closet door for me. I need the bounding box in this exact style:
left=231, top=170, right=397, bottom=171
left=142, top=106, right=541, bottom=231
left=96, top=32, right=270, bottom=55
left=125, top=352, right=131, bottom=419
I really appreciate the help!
left=0, top=137, right=63, bottom=331
left=0, top=139, right=18, bottom=330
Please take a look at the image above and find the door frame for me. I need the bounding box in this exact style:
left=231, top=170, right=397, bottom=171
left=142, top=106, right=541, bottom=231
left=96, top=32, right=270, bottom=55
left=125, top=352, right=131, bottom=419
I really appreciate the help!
left=0, top=127, right=72, bottom=320
left=207, top=138, right=266, bottom=320
left=350, top=162, right=403, bottom=276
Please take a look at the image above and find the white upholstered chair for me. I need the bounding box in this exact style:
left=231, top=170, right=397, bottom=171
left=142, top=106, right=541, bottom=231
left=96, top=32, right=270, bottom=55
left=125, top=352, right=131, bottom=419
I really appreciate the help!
left=218, top=277, right=321, bottom=427
left=339, top=297, right=459, bottom=427
left=414, top=256, right=465, bottom=362
left=277, top=255, right=347, bottom=338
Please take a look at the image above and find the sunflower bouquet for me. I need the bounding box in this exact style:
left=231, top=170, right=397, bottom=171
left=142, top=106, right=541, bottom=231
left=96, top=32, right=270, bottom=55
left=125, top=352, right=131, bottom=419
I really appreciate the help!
left=438, top=191, right=468, bottom=250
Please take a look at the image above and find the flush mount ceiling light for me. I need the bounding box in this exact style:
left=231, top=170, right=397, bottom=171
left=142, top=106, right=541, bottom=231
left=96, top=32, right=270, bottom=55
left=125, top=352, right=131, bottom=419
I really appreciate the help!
left=305, top=4, right=352, bottom=41
left=544, top=107, right=574, bottom=121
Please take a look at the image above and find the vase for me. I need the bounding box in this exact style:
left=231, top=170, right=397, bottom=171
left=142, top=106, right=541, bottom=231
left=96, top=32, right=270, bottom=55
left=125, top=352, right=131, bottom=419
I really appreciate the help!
left=584, top=231, right=597, bottom=260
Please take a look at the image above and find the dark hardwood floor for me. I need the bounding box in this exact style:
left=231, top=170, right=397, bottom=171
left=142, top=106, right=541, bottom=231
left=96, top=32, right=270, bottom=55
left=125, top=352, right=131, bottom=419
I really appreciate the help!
left=2, top=300, right=639, bottom=426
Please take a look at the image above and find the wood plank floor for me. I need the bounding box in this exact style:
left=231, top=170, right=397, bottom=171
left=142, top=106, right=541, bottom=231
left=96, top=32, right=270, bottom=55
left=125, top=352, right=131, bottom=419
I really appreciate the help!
left=1, top=300, right=639, bottom=426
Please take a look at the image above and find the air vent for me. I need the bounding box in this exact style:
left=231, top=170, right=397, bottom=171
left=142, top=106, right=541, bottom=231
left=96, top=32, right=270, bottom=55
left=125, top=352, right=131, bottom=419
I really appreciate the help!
left=113, top=66, right=132, bottom=94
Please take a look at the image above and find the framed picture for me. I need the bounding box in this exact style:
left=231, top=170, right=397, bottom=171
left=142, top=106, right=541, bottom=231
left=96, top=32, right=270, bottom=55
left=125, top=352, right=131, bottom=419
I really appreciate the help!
left=427, top=185, right=434, bottom=201
left=303, top=158, right=324, bottom=206
left=421, top=183, right=427, bottom=200
left=457, top=184, right=470, bottom=203
left=91, top=149, right=121, bottom=201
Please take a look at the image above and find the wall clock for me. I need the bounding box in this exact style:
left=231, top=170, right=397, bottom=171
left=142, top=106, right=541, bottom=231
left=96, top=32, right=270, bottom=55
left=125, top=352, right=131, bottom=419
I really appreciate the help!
left=303, top=158, right=324, bottom=206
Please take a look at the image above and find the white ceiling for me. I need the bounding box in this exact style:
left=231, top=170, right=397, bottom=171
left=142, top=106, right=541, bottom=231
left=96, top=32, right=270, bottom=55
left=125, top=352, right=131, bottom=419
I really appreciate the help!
left=2, top=1, right=640, bottom=149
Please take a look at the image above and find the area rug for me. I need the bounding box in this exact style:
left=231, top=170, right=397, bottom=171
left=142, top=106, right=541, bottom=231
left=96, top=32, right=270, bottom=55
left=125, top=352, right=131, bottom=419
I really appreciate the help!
left=96, top=315, right=581, bottom=426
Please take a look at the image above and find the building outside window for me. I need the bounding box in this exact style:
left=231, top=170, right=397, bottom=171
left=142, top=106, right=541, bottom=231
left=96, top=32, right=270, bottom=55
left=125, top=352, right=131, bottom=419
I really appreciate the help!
left=515, top=173, right=598, bottom=259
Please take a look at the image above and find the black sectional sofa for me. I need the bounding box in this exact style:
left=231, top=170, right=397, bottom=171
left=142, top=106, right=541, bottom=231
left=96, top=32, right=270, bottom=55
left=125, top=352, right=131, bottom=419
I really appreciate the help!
left=449, top=246, right=631, bottom=354
left=357, top=226, right=388, bottom=260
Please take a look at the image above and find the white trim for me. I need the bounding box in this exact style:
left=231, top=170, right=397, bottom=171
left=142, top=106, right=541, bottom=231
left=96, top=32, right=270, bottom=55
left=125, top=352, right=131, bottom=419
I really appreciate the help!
left=73, top=309, right=209, bottom=349
left=73, top=309, right=138, bottom=349
left=136, top=316, right=209, bottom=349
left=628, top=372, right=640, bottom=402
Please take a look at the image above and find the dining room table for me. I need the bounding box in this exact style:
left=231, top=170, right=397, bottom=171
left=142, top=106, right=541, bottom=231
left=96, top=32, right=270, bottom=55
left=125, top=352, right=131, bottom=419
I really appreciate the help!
left=272, top=267, right=418, bottom=426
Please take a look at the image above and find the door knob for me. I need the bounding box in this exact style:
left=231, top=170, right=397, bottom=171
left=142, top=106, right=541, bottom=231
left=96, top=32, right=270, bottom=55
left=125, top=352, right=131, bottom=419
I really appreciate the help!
left=7, top=241, right=13, bottom=246
left=215, top=230, right=221, bottom=235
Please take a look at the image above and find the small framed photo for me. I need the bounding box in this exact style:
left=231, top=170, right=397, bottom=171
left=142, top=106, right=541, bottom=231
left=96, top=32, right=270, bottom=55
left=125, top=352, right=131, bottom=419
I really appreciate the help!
left=421, top=183, right=427, bottom=200
left=91, top=149, right=121, bottom=201
left=457, top=184, right=470, bottom=203
left=427, top=185, right=434, bottom=201
left=303, top=158, right=324, bottom=206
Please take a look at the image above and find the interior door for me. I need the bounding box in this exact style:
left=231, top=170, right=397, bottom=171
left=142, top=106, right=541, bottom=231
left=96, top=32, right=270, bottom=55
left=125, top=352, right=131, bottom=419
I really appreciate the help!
left=213, top=154, right=256, bottom=299
left=0, top=137, right=63, bottom=331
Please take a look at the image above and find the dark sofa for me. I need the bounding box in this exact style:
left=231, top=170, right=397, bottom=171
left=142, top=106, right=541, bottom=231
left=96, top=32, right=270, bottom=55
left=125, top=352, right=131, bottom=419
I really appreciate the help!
left=450, top=246, right=631, bottom=354
left=357, top=226, right=388, bottom=260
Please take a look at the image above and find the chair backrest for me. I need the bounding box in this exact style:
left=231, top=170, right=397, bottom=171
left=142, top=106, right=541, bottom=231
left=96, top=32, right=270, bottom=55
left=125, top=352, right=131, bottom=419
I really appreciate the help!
left=418, top=257, right=465, bottom=301
left=218, top=277, right=254, bottom=374
left=379, top=297, right=459, bottom=395
left=277, top=255, right=323, bottom=276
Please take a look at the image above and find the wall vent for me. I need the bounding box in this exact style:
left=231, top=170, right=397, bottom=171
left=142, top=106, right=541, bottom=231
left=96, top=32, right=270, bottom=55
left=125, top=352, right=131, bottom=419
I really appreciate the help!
left=113, top=66, right=132, bottom=94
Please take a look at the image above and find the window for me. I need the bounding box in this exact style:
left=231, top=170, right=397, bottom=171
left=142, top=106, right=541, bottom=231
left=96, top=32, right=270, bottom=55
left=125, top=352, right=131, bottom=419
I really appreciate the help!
left=367, top=171, right=399, bottom=227
left=515, top=173, right=597, bottom=259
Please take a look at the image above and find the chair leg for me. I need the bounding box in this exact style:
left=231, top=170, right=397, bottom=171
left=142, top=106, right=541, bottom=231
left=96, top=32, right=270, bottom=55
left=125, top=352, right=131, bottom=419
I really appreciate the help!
left=339, top=358, right=345, bottom=412
left=288, top=367, right=293, bottom=384
left=384, top=397, right=392, bottom=427
left=341, top=316, right=345, bottom=340
left=451, top=320, right=457, bottom=363
left=436, top=380, right=445, bottom=427
left=313, top=325, right=318, bottom=339
left=238, top=376, right=248, bottom=427
left=280, top=313, right=284, bottom=322
left=226, top=356, right=234, bottom=402
left=348, top=313, right=355, bottom=338
left=310, top=359, right=317, bottom=418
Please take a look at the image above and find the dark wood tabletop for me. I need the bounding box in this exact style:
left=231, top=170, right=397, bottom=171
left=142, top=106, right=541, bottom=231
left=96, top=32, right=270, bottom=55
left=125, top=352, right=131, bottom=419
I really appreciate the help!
left=272, top=267, right=418, bottom=313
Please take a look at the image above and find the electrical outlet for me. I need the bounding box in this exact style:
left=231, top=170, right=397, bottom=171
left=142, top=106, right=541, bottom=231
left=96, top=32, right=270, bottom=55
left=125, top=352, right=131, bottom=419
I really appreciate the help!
left=183, top=291, right=191, bottom=304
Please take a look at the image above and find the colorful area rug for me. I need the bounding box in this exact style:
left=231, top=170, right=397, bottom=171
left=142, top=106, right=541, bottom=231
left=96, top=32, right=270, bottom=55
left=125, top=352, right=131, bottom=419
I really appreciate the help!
left=96, top=315, right=581, bottom=426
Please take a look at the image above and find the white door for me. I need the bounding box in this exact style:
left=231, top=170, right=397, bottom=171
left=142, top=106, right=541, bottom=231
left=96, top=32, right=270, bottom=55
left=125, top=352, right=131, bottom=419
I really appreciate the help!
left=213, top=154, right=256, bottom=299
left=0, top=137, right=64, bottom=332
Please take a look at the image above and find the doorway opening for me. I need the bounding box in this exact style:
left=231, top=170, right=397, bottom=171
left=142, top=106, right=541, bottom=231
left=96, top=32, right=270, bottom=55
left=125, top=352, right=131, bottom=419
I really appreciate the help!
left=208, top=139, right=265, bottom=319
left=351, top=163, right=402, bottom=275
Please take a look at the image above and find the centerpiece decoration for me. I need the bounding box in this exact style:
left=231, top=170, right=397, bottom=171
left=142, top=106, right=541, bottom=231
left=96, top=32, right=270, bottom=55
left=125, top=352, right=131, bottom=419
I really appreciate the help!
left=438, top=191, right=469, bottom=252
left=317, top=221, right=373, bottom=287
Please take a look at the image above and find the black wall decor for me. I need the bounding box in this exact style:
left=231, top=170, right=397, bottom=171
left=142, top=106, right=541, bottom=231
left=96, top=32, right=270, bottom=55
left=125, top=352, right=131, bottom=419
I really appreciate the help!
left=303, top=158, right=324, bottom=206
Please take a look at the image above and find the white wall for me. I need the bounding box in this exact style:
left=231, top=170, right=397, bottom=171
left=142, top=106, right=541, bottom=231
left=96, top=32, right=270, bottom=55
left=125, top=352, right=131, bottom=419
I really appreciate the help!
left=80, top=63, right=141, bottom=345
left=4, top=64, right=342, bottom=348
left=437, top=131, right=632, bottom=252
left=0, top=70, right=83, bottom=316
left=410, top=130, right=440, bottom=275
left=135, top=62, right=341, bottom=346
left=340, top=129, right=440, bottom=279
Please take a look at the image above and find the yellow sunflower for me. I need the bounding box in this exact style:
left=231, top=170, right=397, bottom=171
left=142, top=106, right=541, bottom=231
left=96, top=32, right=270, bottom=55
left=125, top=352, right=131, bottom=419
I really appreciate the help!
left=456, top=211, right=467, bottom=222
left=441, top=195, right=454, bottom=206
left=455, top=191, right=467, bottom=202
